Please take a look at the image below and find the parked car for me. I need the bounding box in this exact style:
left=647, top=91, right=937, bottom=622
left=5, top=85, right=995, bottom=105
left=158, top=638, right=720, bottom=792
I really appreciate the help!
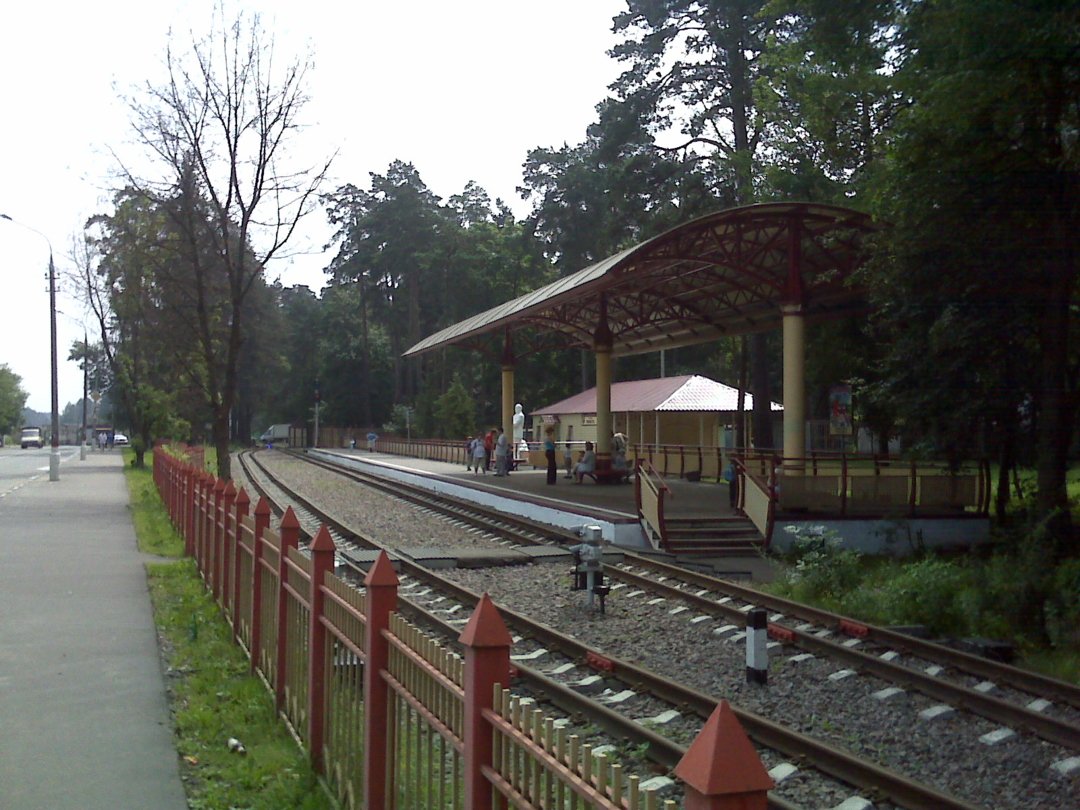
left=113, top=432, right=129, bottom=446
left=21, top=427, right=44, bottom=449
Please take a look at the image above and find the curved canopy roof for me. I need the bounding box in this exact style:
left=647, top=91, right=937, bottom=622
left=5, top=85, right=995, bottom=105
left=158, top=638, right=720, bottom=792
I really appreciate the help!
left=405, top=202, right=878, bottom=360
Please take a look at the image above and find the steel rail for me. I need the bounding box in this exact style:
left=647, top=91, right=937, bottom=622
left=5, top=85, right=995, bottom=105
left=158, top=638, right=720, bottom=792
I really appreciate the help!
left=611, top=567, right=1080, bottom=751
left=240, top=449, right=979, bottom=810
left=623, top=554, right=1080, bottom=710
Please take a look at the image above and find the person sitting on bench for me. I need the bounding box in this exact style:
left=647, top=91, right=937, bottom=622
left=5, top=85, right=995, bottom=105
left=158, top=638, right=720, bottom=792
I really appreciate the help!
left=574, top=441, right=596, bottom=483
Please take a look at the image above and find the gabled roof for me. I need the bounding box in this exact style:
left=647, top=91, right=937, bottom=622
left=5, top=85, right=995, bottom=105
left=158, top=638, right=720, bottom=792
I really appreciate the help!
left=405, top=202, right=877, bottom=360
left=533, top=375, right=783, bottom=415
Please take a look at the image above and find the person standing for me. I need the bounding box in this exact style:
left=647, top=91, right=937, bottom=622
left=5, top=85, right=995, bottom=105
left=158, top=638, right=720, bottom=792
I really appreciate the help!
left=543, top=428, right=557, bottom=485
left=494, top=427, right=509, bottom=476
left=484, top=428, right=495, bottom=471
left=471, top=433, right=487, bottom=474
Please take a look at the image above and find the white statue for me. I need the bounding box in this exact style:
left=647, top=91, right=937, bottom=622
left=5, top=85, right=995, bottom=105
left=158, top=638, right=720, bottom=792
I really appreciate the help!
left=512, top=403, right=525, bottom=444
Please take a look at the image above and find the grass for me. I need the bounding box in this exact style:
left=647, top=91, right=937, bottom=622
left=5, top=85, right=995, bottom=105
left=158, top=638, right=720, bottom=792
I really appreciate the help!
left=123, top=449, right=333, bottom=810
left=763, top=525, right=1080, bottom=685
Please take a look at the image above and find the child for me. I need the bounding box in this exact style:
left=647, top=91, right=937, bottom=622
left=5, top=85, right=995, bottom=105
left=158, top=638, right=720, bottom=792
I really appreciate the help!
left=563, top=443, right=574, bottom=479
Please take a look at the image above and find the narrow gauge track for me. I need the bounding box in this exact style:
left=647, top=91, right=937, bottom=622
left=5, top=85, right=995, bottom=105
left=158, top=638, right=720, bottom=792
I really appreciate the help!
left=237, top=449, right=993, bottom=810
left=608, top=562, right=1080, bottom=752
left=279, top=449, right=1080, bottom=750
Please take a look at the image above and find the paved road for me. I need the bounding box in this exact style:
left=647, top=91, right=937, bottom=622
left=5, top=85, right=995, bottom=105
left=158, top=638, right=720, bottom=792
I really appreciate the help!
left=0, top=446, right=81, bottom=498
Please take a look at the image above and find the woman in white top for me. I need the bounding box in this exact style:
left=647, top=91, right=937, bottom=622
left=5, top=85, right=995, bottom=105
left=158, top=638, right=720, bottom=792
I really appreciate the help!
left=574, top=441, right=596, bottom=483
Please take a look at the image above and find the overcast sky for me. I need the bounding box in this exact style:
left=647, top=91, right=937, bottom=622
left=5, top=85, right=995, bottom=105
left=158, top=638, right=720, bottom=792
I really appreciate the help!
left=0, top=0, right=625, bottom=413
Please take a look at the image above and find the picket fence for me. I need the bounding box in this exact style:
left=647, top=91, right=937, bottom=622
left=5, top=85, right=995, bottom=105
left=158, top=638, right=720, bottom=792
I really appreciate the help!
left=153, top=448, right=773, bottom=809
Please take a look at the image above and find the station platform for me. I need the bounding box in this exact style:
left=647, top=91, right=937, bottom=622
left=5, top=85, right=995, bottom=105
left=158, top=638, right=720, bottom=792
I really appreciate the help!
left=309, top=448, right=775, bottom=581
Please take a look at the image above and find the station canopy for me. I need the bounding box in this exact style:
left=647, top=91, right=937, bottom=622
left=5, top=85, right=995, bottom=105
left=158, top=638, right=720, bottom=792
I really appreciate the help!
left=404, top=202, right=878, bottom=360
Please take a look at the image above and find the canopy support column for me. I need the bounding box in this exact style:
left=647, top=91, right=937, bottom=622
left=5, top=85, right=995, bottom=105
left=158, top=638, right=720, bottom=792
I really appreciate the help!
left=500, top=330, right=515, bottom=443
left=594, top=297, right=613, bottom=465
left=782, top=219, right=806, bottom=473
left=782, top=304, right=806, bottom=469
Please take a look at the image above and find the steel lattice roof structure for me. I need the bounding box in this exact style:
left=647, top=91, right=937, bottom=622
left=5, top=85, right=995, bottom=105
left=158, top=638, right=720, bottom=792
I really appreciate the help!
left=404, top=202, right=878, bottom=360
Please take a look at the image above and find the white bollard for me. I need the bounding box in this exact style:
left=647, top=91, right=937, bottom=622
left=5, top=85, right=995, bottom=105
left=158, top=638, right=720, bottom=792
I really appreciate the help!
left=746, top=607, right=768, bottom=685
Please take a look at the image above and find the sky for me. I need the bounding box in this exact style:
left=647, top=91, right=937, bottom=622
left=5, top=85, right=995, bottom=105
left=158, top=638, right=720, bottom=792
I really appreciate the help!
left=0, top=0, right=626, bottom=414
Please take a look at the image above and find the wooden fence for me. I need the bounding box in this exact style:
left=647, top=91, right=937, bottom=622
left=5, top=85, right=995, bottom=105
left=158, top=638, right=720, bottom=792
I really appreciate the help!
left=154, top=447, right=773, bottom=809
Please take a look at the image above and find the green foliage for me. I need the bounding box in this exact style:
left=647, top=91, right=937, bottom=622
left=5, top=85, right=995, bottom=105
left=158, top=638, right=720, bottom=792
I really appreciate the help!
left=867, top=558, right=974, bottom=634
left=432, top=380, right=474, bottom=440
left=123, top=450, right=184, bottom=557
left=0, top=364, right=28, bottom=435
left=766, top=522, right=1080, bottom=683
left=148, top=561, right=331, bottom=810
left=774, top=525, right=865, bottom=605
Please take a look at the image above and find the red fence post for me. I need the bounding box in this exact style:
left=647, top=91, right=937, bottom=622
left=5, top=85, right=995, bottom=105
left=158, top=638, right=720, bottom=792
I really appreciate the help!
left=275, top=507, right=300, bottom=711
left=307, top=525, right=336, bottom=772
left=363, top=551, right=399, bottom=810
left=216, top=481, right=236, bottom=603
left=674, top=699, right=773, bottom=809
left=200, top=473, right=213, bottom=573
left=460, top=593, right=513, bottom=810
left=183, top=465, right=194, bottom=556
left=249, top=497, right=271, bottom=675
left=196, top=473, right=209, bottom=572
left=210, top=477, right=225, bottom=584
left=231, top=487, right=250, bottom=629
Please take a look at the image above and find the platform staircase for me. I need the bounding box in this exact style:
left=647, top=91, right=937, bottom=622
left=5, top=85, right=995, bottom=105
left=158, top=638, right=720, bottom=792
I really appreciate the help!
left=660, top=514, right=765, bottom=557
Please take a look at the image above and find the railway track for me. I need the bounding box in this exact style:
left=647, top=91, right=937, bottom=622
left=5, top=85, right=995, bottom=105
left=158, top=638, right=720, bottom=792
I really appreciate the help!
left=235, top=449, right=1080, bottom=809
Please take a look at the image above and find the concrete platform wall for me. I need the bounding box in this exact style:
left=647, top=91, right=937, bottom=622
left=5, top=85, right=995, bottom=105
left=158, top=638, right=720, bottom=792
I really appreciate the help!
left=311, top=450, right=650, bottom=547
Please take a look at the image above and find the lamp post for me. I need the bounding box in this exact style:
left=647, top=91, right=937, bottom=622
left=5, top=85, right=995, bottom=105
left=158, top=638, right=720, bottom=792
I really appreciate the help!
left=81, top=330, right=88, bottom=461
left=1, top=213, right=62, bottom=481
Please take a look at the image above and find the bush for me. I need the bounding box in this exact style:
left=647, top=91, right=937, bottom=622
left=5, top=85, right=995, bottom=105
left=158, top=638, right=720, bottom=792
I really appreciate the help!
left=868, top=558, right=973, bottom=635
left=773, top=525, right=864, bottom=607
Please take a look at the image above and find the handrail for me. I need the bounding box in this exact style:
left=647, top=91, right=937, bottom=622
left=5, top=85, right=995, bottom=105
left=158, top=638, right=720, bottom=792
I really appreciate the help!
left=729, top=451, right=989, bottom=523
left=737, top=458, right=776, bottom=548
left=635, top=460, right=672, bottom=551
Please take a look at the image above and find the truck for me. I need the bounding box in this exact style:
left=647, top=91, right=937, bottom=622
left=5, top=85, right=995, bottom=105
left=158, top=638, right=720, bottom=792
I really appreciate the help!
left=21, top=427, right=44, bottom=449
left=259, top=424, right=291, bottom=447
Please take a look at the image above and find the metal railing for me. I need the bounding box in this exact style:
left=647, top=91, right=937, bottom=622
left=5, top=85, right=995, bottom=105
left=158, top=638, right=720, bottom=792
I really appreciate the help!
left=153, top=448, right=771, bottom=809
left=635, top=460, right=672, bottom=551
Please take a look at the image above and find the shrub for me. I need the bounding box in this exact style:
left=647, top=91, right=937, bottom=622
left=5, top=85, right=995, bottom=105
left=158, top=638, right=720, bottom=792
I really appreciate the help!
left=869, top=558, right=972, bottom=635
left=774, top=525, right=864, bottom=607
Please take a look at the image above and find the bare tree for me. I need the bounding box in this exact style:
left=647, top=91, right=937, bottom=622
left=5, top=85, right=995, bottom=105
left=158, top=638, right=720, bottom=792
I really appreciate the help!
left=117, top=8, right=333, bottom=478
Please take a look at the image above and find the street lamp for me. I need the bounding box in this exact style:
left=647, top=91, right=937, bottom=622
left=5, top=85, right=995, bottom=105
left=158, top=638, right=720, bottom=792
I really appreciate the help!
left=1, top=213, right=62, bottom=481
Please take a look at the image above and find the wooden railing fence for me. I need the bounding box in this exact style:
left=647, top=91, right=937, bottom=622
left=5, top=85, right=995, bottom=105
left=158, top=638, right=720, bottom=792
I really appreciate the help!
left=153, top=448, right=773, bottom=809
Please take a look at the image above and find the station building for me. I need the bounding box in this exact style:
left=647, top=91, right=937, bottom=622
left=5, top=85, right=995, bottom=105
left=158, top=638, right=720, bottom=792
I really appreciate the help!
left=530, top=374, right=782, bottom=450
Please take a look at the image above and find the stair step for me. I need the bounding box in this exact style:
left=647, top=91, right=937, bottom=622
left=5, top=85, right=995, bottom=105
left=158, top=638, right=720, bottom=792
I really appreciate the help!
left=666, top=527, right=757, bottom=540
left=664, top=541, right=763, bottom=557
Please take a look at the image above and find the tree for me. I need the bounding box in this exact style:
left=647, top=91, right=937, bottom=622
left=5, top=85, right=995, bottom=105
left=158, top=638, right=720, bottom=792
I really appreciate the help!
left=119, top=8, right=332, bottom=479
left=607, top=0, right=781, bottom=446
left=323, top=163, right=443, bottom=405
left=81, top=191, right=188, bottom=467
left=433, top=379, right=475, bottom=440
left=0, top=365, right=28, bottom=437
left=864, top=0, right=1079, bottom=544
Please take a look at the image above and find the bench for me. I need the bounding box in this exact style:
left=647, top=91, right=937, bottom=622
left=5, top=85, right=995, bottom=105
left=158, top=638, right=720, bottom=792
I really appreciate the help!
left=579, top=467, right=632, bottom=485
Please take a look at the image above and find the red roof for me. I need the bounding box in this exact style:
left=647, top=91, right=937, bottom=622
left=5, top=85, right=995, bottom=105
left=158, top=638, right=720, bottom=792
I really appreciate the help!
left=533, top=375, right=782, bottom=415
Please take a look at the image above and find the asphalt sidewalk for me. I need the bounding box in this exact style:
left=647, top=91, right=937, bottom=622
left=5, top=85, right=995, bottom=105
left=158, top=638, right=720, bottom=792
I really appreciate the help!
left=0, top=451, right=187, bottom=810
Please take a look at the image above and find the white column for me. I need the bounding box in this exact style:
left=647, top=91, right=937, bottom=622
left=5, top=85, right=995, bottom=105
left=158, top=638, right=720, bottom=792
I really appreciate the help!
left=595, top=347, right=612, bottom=456
left=782, top=304, right=806, bottom=472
